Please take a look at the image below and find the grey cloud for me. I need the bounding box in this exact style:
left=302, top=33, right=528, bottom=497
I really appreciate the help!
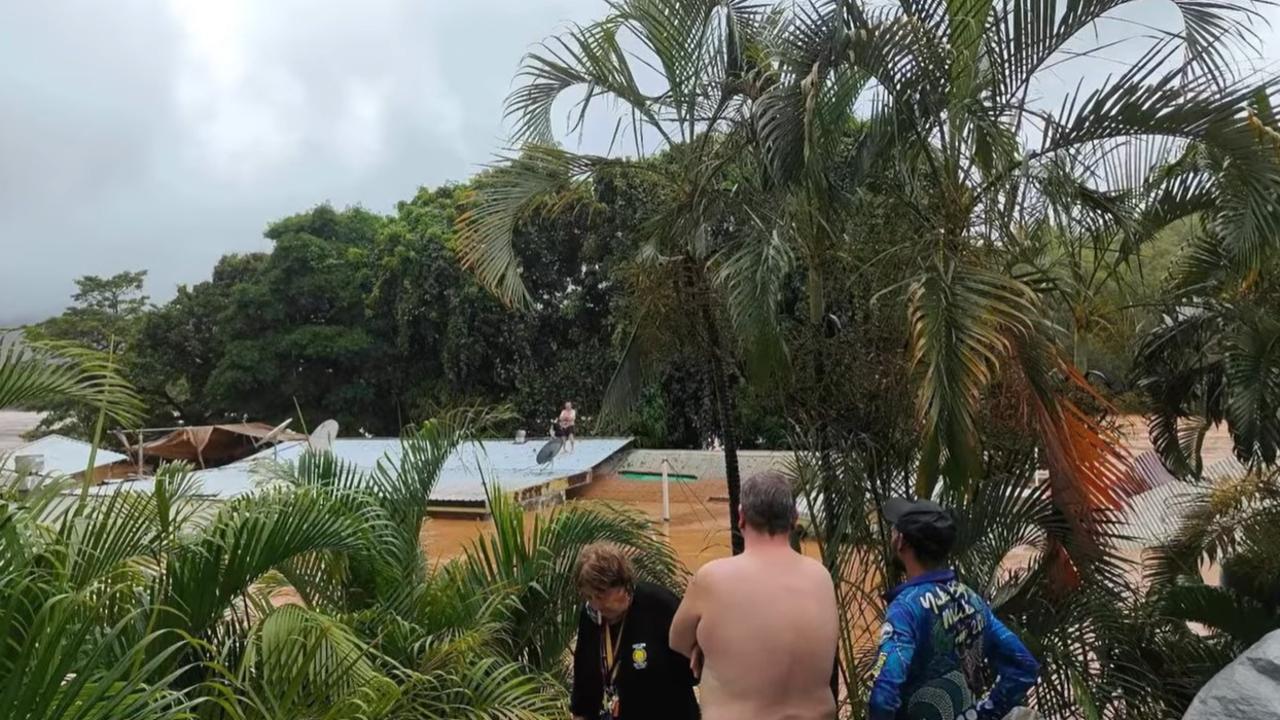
left=2, top=0, right=1278, bottom=328
left=0, top=0, right=598, bottom=326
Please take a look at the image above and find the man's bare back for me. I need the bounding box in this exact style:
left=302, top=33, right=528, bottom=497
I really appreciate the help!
left=672, top=546, right=839, bottom=720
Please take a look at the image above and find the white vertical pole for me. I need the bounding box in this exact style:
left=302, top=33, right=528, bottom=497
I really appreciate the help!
left=661, top=458, right=671, bottom=523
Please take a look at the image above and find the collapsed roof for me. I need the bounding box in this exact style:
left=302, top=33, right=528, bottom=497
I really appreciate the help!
left=130, top=423, right=306, bottom=467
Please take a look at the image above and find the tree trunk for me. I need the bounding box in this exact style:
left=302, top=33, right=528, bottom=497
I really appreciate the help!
left=700, top=302, right=744, bottom=555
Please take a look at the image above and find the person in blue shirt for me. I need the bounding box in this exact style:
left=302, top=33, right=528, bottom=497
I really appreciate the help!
left=869, top=498, right=1039, bottom=720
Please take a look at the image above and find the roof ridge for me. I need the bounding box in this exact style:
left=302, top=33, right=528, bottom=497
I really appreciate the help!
left=15, top=433, right=127, bottom=457
left=23, top=432, right=91, bottom=449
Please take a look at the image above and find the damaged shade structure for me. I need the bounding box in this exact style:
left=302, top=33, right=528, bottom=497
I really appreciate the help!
left=96, top=436, right=633, bottom=514
left=129, top=423, right=307, bottom=467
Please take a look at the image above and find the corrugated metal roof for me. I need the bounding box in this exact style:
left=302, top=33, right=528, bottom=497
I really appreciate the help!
left=1115, top=451, right=1251, bottom=551
left=95, top=436, right=632, bottom=502
left=0, top=434, right=128, bottom=479
left=1115, top=480, right=1204, bottom=551
left=1131, top=450, right=1178, bottom=490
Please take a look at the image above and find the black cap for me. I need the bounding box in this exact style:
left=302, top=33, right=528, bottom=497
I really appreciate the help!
left=883, top=498, right=957, bottom=559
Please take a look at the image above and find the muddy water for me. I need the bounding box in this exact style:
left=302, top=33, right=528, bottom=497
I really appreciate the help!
left=420, top=475, right=735, bottom=569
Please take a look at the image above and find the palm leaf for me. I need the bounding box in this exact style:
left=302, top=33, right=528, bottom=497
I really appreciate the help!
left=712, top=218, right=793, bottom=386
left=231, top=605, right=401, bottom=720
left=907, top=261, right=1037, bottom=492
left=397, top=657, right=565, bottom=719
left=597, top=325, right=661, bottom=428
left=0, top=583, right=195, bottom=720
left=1161, top=583, right=1279, bottom=647
left=455, top=147, right=605, bottom=309
left=1223, top=311, right=1280, bottom=466
left=453, top=482, right=683, bottom=674
left=0, top=337, right=143, bottom=426
left=161, top=487, right=386, bottom=643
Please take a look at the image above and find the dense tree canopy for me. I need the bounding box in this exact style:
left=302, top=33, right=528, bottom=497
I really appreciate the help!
left=27, top=171, right=802, bottom=447
left=24, top=271, right=150, bottom=436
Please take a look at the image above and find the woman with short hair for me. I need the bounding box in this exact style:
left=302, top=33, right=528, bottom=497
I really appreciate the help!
left=570, top=542, right=699, bottom=720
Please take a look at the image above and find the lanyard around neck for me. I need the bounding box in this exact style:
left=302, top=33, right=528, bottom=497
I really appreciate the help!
left=602, top=618, right=627, bottom=683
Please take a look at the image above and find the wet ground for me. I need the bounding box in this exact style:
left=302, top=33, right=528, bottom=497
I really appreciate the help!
left=421, top=475, right=736, bottom=570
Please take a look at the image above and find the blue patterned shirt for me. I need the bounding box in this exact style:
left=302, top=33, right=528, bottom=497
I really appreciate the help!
left=868, top=569, right=1039, bottom=720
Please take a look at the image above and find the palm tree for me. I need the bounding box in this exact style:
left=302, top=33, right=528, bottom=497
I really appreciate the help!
left=1131, top=120, right=1280, bottom=473
left=790, top=422, right=1215, bottom=719
left=456, top=1, right=784, bottom=553
left=462, top=0, right=1280, bottom=555
left=755, top=4, right=1280, bottom=714
left=1, top=406, right=683, bottom=719
left=735, top=0, right=1280, bottom=597
left=757, top=0, right=1277, bottom=480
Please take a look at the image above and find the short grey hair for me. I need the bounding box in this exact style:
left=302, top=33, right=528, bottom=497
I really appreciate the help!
left=740, top=471, right=796, bottom=535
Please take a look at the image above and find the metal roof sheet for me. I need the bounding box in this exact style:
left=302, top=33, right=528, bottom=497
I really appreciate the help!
left=1, top=434, right=127, bottom=479
left=1115, top=451, right=1250, bottom=551
left=93, top=436, right=632, bottom=502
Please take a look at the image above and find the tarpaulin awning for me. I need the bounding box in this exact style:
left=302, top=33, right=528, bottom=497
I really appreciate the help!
left=132, top=423, right=305, bottom=467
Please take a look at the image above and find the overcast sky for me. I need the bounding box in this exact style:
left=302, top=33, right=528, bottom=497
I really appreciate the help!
left=0, top=0, right=604, bottom=326
left=3, top=0, right=1279, bottom=327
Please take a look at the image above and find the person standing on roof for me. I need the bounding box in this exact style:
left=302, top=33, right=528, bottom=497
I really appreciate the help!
left=869, top=498, right=1039, bottom=720
left=556, top=401, right=577, bottom=453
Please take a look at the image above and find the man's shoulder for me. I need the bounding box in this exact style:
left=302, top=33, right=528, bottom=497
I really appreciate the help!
left=796, top=552, right=834, bottom=578
left=941, top=577, right=991, bottom=611
left=886, top=582, right=933, bottom=616
left=887, top=576, right=989, bottom=619
left=692, top=556, right=736, bottom=583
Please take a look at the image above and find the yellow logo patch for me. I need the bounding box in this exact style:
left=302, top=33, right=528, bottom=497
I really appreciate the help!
left=631, top=643, right=648, bottom=669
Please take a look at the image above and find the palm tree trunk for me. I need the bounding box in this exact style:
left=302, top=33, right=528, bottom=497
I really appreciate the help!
left=699, top=301, right=745, bottom=555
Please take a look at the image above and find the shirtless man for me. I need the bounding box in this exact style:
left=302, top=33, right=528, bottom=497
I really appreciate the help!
left=670, top=470, right=839, bottom=720
left=557, top=401, right=577, bottom=453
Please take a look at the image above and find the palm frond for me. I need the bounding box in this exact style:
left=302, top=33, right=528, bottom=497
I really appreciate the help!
left=55, top=484, right=159, bottom=592
left=232, top=604, right=401, bottom=720
left=1161, top=582, right=1279, bottom=647
left=455, top=146, right=605, bottom=308
left=377, top=406, right=511, bottom=539
left=453, top=482, right=683, bottom=674
left=1151, top=467, right=1280, bottom=584
left=1171, top=0, right=1270, bottom=85
left=398, top=657, right=565, bottom=719
left=507, top=16, right=650, bottom=146
left=597, top=325, right=661, bottom=428
left=0, top=585, right=195, bottom=720
left=1223, top=311, right=1280, bottom=466
left=713, top=219, right=793, bottom=386
left=161, top=486, right=386, bottom=642
left=0, top=337, right=143, bottom=426
left=1035, top=43, right=1280, bottom=214
left=907, top=261, right=1037, bottom=492
left=754, top=1, right=873, bottom=182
